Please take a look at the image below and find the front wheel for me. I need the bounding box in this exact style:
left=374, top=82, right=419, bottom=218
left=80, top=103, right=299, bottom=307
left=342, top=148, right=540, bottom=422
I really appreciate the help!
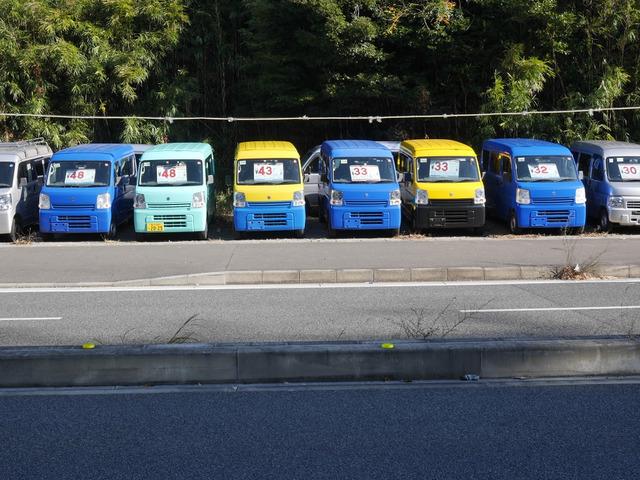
left=472, top=226, right=485, bottom=236
left=197, top=222, right=209, bottom=241
left=294, top=229, right=305, bottom=239
left=7, top=217, right=21, bottom=243
left=508, top=211, right=522, bottom=235
left=135, top=233, right=147, bottom=242
left=598, top=209, right=612, bottom=233
left=101, top=221, right=117, bottom=240
left=571, top=225, right=585, bottom=235
left=389, top=228, right=400, bottom=238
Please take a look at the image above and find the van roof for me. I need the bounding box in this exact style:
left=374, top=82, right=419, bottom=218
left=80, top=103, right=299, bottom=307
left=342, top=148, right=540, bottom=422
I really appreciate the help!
left=52, top=143, right=134, bottom=162
left=482, top=138, right=571, bottom=157
left=141, top=142, right=213, bottom=161
left=571, top=140, right=640, bottom=158
left=236, top=141, right=299, bottom=160
left=0, top=138, right=52, bottom=163
left=401, top=139, right=476, bottom=157
left=321, top=140, right=394, bottom=158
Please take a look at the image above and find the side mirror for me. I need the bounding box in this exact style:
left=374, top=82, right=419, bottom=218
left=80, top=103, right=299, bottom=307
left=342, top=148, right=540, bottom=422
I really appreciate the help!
left=578, top=171, right=584, bottom=180
left=304, top=173, right=310, bottom=183
left=207, top=174, right=214, bottom=185
left=19, top=177, right=27, bottom=187
left=396, top=172, right=404, bottom=182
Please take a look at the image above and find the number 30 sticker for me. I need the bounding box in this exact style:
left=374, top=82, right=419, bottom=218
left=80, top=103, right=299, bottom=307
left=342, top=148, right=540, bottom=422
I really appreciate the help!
left=620, top=164, right=640, bottom=180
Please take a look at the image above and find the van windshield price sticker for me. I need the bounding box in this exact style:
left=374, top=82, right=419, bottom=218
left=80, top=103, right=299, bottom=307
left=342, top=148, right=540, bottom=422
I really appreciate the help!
left=254, top=163, right=284, bottom=182
left=620, top=164, right=640, bottom=180
left=528, top=163, right=559, bottom=179
left=64, top=169, right=96, bottom=185
left=156, top=164, right=187, bottom=184
left=429, top=160, right=460, bottom=177
left=349, top=165, right=380, bottom=181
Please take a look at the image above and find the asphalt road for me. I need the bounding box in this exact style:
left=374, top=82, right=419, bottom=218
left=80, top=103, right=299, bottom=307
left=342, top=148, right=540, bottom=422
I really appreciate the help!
left=1, top=280, right=639, bottom=346
left=1, top=228, right=639, bottom=284
left=1, top=379, right=639, bottom=479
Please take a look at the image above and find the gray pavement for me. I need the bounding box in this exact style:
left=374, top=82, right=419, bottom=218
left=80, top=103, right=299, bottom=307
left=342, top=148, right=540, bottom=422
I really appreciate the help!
left=1, top=379, right=639, bottom=479
left=1, top=280, right=639, bottom=346
left=1, top=224, right=639, bottom=284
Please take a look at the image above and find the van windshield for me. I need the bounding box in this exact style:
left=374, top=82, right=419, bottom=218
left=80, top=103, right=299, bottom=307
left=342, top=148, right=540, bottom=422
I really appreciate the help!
left=515, top=156, right=578, bottom=182
left=332, top=157, right=395, bottom=183
left=417, top=157, right=480, bottom=182
left=0, top=162, right=15, bottom=187
left=139, top=160, right=203, bottom=187
left=606, top=157, right=640, bottom=182
left=46, top=161, right=112, bottom=187
left=236, top=159, right=301, bottom=185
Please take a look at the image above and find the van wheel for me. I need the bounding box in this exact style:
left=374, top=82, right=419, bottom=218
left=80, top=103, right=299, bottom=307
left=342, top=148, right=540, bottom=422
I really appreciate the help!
left=294, top=229, right=305, bottom=239
left=318, top=207, right=326, bottom=224
left=327, top=220, right=336, bottom=238
left=410, top=213, right=421, bottom=234
left=233, top=230, right=245, bottom=240
left=571, top=226, right=585, bottom=235
left=7, top=217, right=22, bottom=243
left=598, top=209, right=612, bottom=233
left=472, top=227, right=485, bottom=236
left=389, top=228, right=400, bottom=238
left=40, top=233, right=53, bottom=242
left=197, top=222, right=209, bottom=241
left=102, top=221, right=117, bottom=240
left=135, top=233, right=147, bottom=242
left=508, top=211, right=522, bottom=235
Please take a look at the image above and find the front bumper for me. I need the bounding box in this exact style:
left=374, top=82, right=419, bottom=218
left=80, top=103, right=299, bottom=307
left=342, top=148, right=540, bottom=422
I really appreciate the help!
left=608, top=206, right=640, bottom=226
left=134, top=208, right=207, bottom=233
left=39, top=209, right=112, bottom=234
left=0, top=211, right=11, bottom=234
left=329, top=205, right=401, bottom=230
left=234, top=205, right=306, bottom=232
left=414, top=204, right=485, bottom=229
left=516, top=204, right=586, bottom=228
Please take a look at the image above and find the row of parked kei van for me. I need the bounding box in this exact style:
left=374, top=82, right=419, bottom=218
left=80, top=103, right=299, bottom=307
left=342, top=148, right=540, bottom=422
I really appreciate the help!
left=0, top=137, right=639, bottom=242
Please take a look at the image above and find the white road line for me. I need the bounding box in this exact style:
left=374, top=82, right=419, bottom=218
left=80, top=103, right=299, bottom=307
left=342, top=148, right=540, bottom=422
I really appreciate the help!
left=0, top=317, right=62, bottom=321
left=0, top=277, right=639, bottom=294
left=460, top=306, right=640, bottom=313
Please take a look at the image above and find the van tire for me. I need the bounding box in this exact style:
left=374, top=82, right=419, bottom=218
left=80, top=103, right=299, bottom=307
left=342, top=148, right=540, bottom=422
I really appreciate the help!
left=294, top=229, right=304, bottom=239
left=135, top=233, right=147, bottom=242
left=7, top=217, right=21, bottom=243
left=197, top=222, right=209, bottom=241
left=598, top=209, right=612, bottom=233
left=508, top=211, right=522, bottom=235
left=410, top=213, right=421, bottom=234
left=571, top=226, right=585, bottom=235
left=40, top=233, right=53, bottom=242
left=472, top=227, right=485, bottom=236
left=233, top=230, right=245, bottom=240
left=102, top=221, right=117, bottom=240
left=389, top=228, right=400, bottom=237
left=327, top=219, right=336, bottom=238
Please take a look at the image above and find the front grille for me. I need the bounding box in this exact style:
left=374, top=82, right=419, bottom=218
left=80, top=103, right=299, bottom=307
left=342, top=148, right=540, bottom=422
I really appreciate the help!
left=52, top=203, right=95, bottom=210
left=429, top=199, right=474, bottom=207
left=246, top=201, right=291, bottom=208
left=148, top=202, right=190, bottom=209
left=430, top=209, right=471, bottom=225
left=345, top=200, right=388, bottom=207
left=532, top=197, right=574, bottom=205
left=627, top=201, right=640, bottom=209
left=56, top=215, right=93, bottom=228
left=349, top=211, right=383, bottom=224
left=153, top=214, right=187, bottom=228
left=253, top=213, right=287, bottom=220
left=537, top=210, right=570, bottom=223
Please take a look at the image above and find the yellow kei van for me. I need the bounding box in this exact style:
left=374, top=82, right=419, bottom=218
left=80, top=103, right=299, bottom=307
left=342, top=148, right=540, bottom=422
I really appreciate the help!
left=398, top=139, right=485, bottom=232
left=233, top=141, right=305, bottom=237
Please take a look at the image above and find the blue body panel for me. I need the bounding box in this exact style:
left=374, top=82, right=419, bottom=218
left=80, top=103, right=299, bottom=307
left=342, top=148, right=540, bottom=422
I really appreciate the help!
left=482, top=139, right=586, bottom=229
left=321, top=140, right=401, bottom=231
left=40, top=144, right=135, bottom=234
left=234, top=202, right=306, bottom=232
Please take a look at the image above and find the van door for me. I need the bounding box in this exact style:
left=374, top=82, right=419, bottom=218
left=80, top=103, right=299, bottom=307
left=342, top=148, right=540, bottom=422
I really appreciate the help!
left=590, top=155, right=607, bottom=215
left=399, top=151, right=414, bottom=213
left=303, top=149, right=321, bottom=211
left=118, top=155, right=136, bottom=221
left=576, top=152, right=595, bottom=217
left=205, top=154, right=215, bottom=221
left=16, top=160, right=38, bottom=226
left=483, top=151, right=502, bottom=218
left=498, top=154, right=515, bottom=219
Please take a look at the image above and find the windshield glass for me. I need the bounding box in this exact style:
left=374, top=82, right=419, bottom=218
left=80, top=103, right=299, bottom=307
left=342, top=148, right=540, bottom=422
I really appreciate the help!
left=0, top=162, right=15, bottom=187
left=332, top=157, right=395, bottom=183
left=606, top=157, right=640, bottom=182
left=46, top=161, right=112, bottom=187
left=417, top=157, right=480, bottom=182
left=236, top=158, right=301, bottom=185
left=514, top=156, right=578, bottom=182
left=139, top=159, right=203, bottom=187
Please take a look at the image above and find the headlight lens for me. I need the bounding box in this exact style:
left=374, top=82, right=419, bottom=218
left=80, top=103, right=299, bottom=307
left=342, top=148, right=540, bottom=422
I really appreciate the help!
left=516, top=188, right=531, bottom=205
left=192, top=191, right=206, bottom=208
left=293, top=190, right=305, bottom=207
left=233, top=191, right=246, bottom=208
left=38, top=193, right=50, bottom=210
left=0, top=193, right=12, bottom=211
left=390, top=189, right=401, bottom=206
left=474, top=188, right=486, bottom=205
left=415, top=189, right=428, bottom=205
left=575, top=187, right=586, bottom=205
left=96, top=192, right=111, bottom=210
left=330, top=189, right=343, bottom=206
left=607, top=195, right=624, bottom=208
left=133, top=193, right=146, bottom=209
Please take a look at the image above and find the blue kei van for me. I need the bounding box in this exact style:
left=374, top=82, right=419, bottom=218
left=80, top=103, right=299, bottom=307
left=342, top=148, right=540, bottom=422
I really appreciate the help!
left=39, top=144, right=137, bottom=239
left=481, top=139, right=586, bottom=234
left=319, top=140, right=401, bottom=236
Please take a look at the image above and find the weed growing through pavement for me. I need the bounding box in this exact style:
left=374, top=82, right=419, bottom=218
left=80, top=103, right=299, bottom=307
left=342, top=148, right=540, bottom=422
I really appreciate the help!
left=550, top=235, right=606, bottom=280
left=14, top=229, right=38, bottom=245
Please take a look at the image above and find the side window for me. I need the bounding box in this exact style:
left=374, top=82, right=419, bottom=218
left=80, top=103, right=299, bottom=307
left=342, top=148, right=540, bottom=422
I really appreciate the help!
left=501, top=155, right=512, bottom=181
left=577, top=153, right=591, bottom=178
left=121, top=155, right=134, bottom=176
left=205, top=155, right=213, bottom=177
left=489, top=151, right=501, bottom=174
left=304, top=155, right=320, bottom=174
left=17, top=162, right=31, bottom=184
left=482, top=150, right=490, bottom=172
left=592, top=155, right=605, bottom=181
left=32, top=158, right=45, bottom=178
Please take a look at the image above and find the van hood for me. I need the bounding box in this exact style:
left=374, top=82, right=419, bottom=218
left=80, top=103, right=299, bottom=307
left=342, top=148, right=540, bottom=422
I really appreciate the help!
left=236, top=184, right=303, bottom=202
left=608, top=182, right=640, bottom=197
left=517, top=180, right=582, bottom=201
left=137, top=184, right=205, bottom=204
left=331, top=182, right=399, bottom=200
left=42, top=186, right=110, bottom=208
left=416, top=180, right=483, bottom=200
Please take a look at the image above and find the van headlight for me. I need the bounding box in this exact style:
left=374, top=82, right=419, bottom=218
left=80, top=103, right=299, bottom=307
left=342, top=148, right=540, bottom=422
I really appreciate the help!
left=134, top=193, right=146, bottom=209
left=233, top=191, right=246, bottom=208
left=474, top=188, right=486, bottom=205
left=516, top=188, right=531, bottom=205
left=192, top=191, right=206, bottom=208
left=0, top=193, right=12, bottom=211
left=607, top=195, right=624, bottom=208
left=415, top=189, right=428, bottom=205
left=330, top=189, right=343, bottom=206
left=96, top=192, right=111, bottom=209
left=293, top=190, right=305, bottom=207
left=390, top=189, right=401, bottom=206
left=575, top=187, right=586, bottom=205
left=38, top=193, right=50, bottom=210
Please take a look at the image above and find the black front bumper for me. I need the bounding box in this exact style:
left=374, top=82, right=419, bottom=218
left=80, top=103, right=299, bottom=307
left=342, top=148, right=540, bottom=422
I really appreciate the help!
left=414, top=203, right=485, bottom=229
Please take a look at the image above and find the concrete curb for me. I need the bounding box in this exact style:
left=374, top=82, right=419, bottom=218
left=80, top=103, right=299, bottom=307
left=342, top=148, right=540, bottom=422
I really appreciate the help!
left=1, top=338, right=640, bottom=387
left=0, top=264, right=638, bottom=288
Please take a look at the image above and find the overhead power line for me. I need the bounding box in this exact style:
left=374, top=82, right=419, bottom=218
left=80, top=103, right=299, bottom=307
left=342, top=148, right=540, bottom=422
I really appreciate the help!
left=0, top=105, right=638, bottom=123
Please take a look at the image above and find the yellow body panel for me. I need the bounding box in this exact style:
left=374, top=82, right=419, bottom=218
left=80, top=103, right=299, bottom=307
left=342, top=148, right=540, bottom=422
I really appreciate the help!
left=234, top=141, right=303, bottom=201
left=401, top=139, right=483, bottom=199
